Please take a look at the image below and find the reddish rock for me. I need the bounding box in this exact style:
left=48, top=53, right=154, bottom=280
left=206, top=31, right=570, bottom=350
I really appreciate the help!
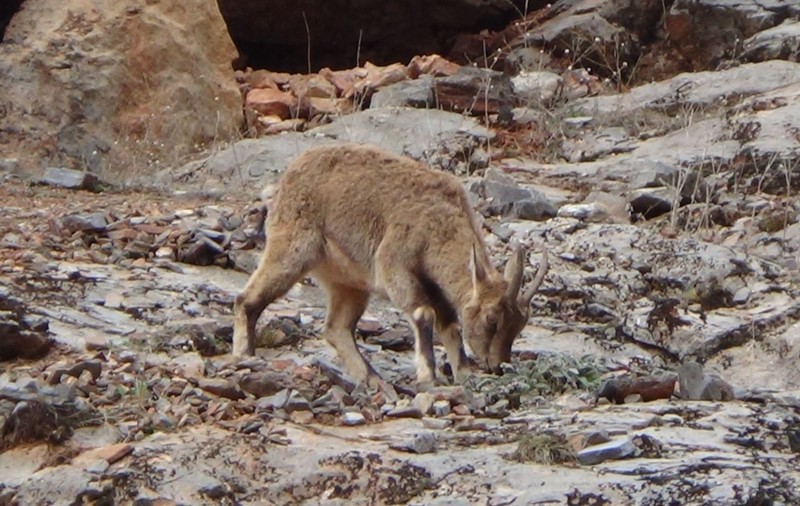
left=596, top=374, right=677, bottom=404
left=271, top=359, right=297, bottom=371
left=74, top=443, right=133, bottom=467
left=665, top=11, right=693, bottom=42
left=319, top=67, right=365, bottom=98
left=357, top=62, right=409, bottom=94
left=133, top=223, right=169, bottom=235
left=288, top=74, right=338, bottom=98
left=244, top=69, right=280, bottom=90
left=451, top=404, right=471, bottom=416
left=84, top=333, right=110, bottom=351
left=262, top=118, right=305, bottom=135
left=293, top=365, right=317, bottom=382
left=308, top=97, right=353, bottom=116
left=246, top=88, right=298, bottom=119
left=107, top=229, right=139, bottom=241
left=408, top=54, right=460, bottom=78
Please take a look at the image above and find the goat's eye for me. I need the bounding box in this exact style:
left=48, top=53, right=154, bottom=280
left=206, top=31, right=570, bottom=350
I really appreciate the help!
left=485, top=315, right=498, bottom=334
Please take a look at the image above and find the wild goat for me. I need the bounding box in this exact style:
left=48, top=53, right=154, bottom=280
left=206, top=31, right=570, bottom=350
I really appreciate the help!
left=233, top=143, right=548, bottom=389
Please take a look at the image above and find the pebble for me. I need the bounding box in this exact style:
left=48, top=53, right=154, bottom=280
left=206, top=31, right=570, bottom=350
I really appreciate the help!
left=342, top=412, right=367, bottom=426
left=452, top=404, right=471, bottom=416
left=385, top=406, right=424, bottom=419
left=432, top=400, right=451, bottom=417
left=40, top=167, right=99, bottom=189
left=389, top=432, right=437, bottom=454
left=412, top=392, right=435, bottom=415
left=422, top=417, right=453, bottom=430
left=290, top=410, right=314, bottom=424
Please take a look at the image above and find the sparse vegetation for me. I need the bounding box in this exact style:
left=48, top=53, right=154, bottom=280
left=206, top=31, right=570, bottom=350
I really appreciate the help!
left=508, top=432, right=576, bottom=465
left=467, top=354, right=607, bottom=400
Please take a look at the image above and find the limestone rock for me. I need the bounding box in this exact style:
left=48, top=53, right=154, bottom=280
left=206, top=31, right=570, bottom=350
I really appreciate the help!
left=677, top=362, right=735, bottom=401
left=167, top=107, right=493, bottom=192
left=577, top=438, right=637, bottom=465
left=480, top=167, right=556, bottom=221
left=342, top=412, right=367, bottom=426
left=389, top=432, right=437, bottom=454
left=40, top=168, right=99, bottom=190
left=370, top=76, right=434, bottom=109
left=573, top=60, right=800, bottom=117
left=434, top=67, right=515, bottom=115
left=0, top=0, right=242, bottom=176
left=666, top=0, right=799, bottom=68
left=742, top=19, right=800, bottom=63
left=511, top=71, right=563, bottom=105
left=61, top=212, right=108, bottom=234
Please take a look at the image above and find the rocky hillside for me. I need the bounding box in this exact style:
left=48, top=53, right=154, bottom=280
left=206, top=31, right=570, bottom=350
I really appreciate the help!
left=1, top=0, right=800, bottom=504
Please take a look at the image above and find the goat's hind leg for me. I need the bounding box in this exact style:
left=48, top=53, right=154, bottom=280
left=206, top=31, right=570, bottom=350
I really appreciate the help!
left=319, top=282, right=375, bottom=383
left=232, top=230, right=321, bottom=356
left=319, top=281, right=398, bottom=401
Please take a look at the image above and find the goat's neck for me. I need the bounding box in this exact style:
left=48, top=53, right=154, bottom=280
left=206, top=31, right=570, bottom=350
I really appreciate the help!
left=428, top=240, right=496, bottom=312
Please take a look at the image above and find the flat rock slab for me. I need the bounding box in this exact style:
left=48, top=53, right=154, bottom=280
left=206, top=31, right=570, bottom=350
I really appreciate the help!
left=572, top=61, right=800, bottom=116
left=577, top=438, right=637, bottom=465
left=39, top=167, right=99, bottom=190
left=164, top=107, right=493, bottom=194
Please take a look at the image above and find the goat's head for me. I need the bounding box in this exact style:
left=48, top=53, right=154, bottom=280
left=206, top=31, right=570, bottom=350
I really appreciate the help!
left=462, top=246, right=548, bottom=374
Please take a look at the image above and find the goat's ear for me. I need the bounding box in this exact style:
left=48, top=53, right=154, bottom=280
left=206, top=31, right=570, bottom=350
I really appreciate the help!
left=470, top=244, right=486, bottom=293
left=504, top=247, right=525, bottom=300
left=519, top=249, right=549, bottom=310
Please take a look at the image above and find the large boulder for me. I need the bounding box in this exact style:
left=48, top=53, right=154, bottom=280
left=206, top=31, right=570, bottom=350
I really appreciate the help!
left=0, top=0, right=242, bottom=177
left=666, top=0, right=800, bottom=69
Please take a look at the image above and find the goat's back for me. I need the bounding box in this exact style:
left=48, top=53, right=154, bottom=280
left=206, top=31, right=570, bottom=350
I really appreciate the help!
left=268, top=144, right=478, bottom=259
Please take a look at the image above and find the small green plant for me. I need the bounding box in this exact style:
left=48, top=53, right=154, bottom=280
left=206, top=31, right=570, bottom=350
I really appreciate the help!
left=132, top=379, right=150, bottom=403
left=467, top=353, right=607, bottom=398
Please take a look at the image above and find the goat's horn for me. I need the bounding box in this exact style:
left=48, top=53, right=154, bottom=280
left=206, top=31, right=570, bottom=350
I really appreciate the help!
left=519, top=249, right=549, bottom=309
left=504, top=247, right=525, bottom=300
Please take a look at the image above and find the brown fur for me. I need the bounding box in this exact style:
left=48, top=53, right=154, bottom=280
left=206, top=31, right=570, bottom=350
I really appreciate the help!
left=233, top=143, right=548, bottom=387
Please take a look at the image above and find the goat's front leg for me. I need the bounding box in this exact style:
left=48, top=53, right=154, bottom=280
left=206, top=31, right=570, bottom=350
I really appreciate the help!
left=375, top=235, right=439, bottom=389
left=410, top=306, right=437, bottom=388
left=436, top=322, right=471, bottom=383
